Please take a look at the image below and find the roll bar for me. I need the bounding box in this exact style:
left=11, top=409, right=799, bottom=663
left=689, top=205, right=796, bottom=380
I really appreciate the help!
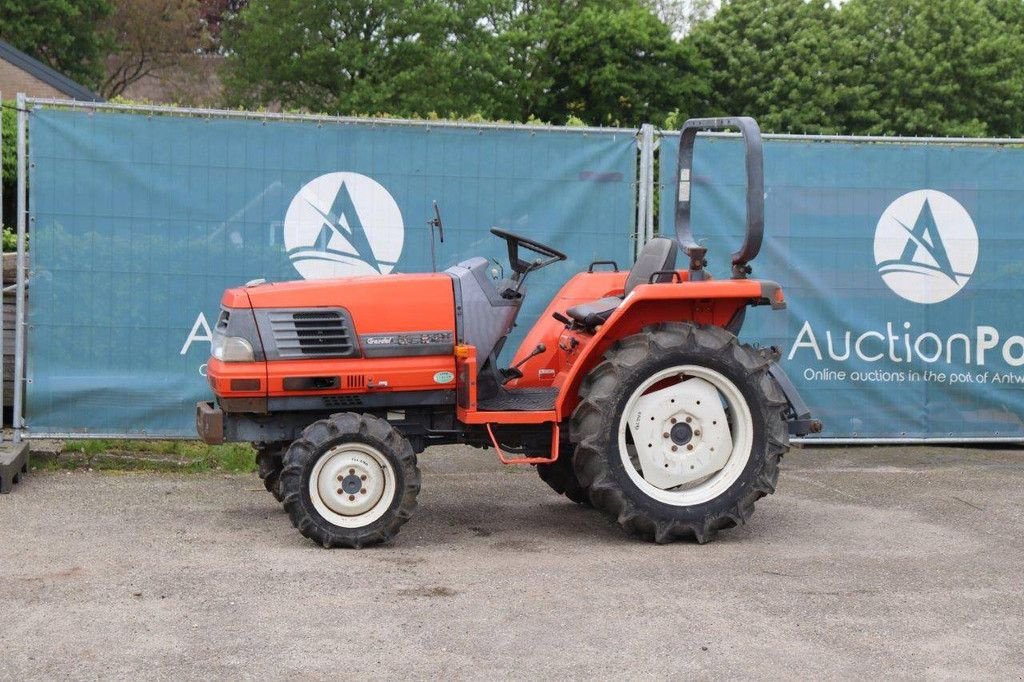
left=674, top=116, right=764, bottom=279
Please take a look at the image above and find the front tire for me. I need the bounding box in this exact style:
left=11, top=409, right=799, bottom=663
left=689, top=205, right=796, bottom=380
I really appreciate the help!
left=279, top=413, right=420, bottom=548
left=570, top=323, right=789, bottom=543
left=255, top=443, right=286, bottom=502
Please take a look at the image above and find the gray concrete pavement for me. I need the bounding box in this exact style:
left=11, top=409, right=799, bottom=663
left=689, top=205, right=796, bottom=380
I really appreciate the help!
left=1, top=445, right=1022, bottom=679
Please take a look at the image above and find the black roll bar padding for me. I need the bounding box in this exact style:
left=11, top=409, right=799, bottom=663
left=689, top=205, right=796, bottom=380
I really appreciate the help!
left=675, top=116, right=764, bottom=279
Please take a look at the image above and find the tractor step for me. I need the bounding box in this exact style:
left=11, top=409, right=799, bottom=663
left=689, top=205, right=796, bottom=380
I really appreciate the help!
left=477, top=387, right=558, bottom=412
left=0, top=441, right=29, bottom=494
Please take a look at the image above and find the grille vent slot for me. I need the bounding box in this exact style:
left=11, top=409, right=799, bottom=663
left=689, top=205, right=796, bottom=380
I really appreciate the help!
left=346, top=375, right=366, bottom=389
left=269, top=309, right=355, bottom=358
left=323, top=395, right=363, bottom=409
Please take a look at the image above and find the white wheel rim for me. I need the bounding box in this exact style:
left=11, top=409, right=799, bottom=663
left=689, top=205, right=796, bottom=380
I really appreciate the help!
left=617, top=364, right=754, bottom=507
left=308, top=443, right=396, bottom=528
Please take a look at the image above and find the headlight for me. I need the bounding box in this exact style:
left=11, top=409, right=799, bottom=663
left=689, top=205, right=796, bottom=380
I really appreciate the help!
left=212, top=333, right=255, bottom=362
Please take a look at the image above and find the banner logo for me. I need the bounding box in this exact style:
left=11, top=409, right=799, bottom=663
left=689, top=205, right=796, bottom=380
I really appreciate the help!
left=283, top=172, right=404, bottom=279
left=873, top=190, right=978, bottom=304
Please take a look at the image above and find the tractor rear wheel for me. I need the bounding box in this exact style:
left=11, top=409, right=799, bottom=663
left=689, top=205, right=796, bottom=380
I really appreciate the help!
left=255, top=443, right=286, bottom=502
left=536, top=449, right=589, bottom=505
left=570, top=322, right=789, bottom=543
left=279, top=413, right=420, bottom=548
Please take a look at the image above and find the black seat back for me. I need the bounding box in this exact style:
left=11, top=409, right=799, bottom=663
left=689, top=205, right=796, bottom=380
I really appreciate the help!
left=624, top=237, right=678, bottom=295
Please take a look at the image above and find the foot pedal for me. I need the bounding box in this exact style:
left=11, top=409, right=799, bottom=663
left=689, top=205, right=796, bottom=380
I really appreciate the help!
left=499, top=367, right=523, bottom=384
left=0, top=441, right=29, bottom=493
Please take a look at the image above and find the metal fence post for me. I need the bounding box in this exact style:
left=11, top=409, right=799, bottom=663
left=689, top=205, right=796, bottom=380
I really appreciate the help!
left=635, top=128, right=649, bottom=259
left=644, top=126, right=656, bottom=245
left=13, top=93, right=26, bottom=442
left=635, top=124, right=656, bottom=253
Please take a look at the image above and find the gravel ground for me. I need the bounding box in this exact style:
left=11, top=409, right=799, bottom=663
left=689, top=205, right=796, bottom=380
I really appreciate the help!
left=1, top=445, right=1022, bottom=680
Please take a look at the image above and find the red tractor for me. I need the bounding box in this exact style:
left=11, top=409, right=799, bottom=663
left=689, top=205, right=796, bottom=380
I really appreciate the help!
left=197, top=117, right=820, bottom=547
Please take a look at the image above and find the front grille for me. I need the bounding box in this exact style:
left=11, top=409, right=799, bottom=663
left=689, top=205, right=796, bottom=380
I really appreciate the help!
left=269, top=309, right=355, bottom=358
left=323, top=395, right=363, bottom=408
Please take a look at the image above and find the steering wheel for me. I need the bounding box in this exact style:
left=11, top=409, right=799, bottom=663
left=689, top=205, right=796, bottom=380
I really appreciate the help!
left=490, top=227, right=567, bottom=275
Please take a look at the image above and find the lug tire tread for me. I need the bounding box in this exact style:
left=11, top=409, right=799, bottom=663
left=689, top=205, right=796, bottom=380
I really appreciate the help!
left=279, top=412, right=420, bottom=548
left=569, top=322, right=789, bottom=544
left=255, top=443, right=287, bottom=503
left=536, top=448, right=590, bottom=505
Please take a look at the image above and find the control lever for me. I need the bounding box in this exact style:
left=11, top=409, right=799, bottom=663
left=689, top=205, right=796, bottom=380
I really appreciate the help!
left=500, top=343, right=546, bottom=384
left=552, top=311, right=571, bottom=327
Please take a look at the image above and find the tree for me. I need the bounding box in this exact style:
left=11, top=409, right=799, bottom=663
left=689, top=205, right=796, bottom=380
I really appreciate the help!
left=222, top=0, right=700, bottom=126
left=199, top=0, right=248, bottom=50
left=0, top=0, right=112, bottom=90
left=100, top=0, right=210, bottom=99
left=684, top=0, right=845, bottom=133
left=481, top=0, right=707, bottom=126
left=221, top=0, right=502, bottom=117
left=836, top=0, right=1024, bottom=136
left=686, top=0, right=1024, bottom=137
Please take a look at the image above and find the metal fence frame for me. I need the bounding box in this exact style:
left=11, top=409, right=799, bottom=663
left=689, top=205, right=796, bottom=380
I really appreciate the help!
left=12, top=95, right=1024, bottom=444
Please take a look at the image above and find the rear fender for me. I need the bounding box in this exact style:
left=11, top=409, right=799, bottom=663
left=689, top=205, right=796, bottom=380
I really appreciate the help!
left=553, top=278, right=782, bottom=419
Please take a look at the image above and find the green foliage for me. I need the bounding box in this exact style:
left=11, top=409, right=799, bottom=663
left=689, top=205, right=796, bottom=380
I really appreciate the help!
left=685, top=0, right=1024, bottom=137
left=2, top=101, right=14, bottom=232
left=685, top=0, right=846, bottom=134
left=0, top=0, right=113, bottom=90
left=222, top=0, right=701, bottom=127
left=222, top=0, right=502, bottom=118
left=836, top=0, right=1024, bottom=136
left=1, top=100, right=13, bottom=188
left=488, top=0, right=706, bottom=127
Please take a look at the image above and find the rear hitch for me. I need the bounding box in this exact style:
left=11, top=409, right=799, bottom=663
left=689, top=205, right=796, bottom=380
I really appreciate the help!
left=766, top=363, right=823, bottom=437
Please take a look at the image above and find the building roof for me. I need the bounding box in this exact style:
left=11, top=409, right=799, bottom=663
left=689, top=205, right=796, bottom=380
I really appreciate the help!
left=0, top=39, right=102, bottom=101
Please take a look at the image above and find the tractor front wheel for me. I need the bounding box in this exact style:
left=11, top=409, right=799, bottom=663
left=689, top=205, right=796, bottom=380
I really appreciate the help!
left=570, top=323, right=789, bottom=543
left=279, top=413, right=421, bottom=548
left=255, top=443, right=286, bottom=502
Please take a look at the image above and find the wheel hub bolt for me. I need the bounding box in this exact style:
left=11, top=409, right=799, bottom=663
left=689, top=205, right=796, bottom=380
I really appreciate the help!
left=670, top=417, right=677, bottom=424
left=694, top=430, right=700, bottom=437
left=671, top=445, right=678, bottom=452
left=687, top=444, right=694, bottom=451
left=348, top=495, right=355, bottom=501
left=685, top=416, right=692, bottom=423
left=360, top=488, right=367, bottom=494
left=663, top=432, right=670, bottom=438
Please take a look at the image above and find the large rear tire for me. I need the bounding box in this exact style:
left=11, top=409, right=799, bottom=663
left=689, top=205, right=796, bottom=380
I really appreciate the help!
left=279, top=413, right=420, bottom=548
left=536, top=450, right=589, bottom=505
left=570, top=322, right=789, bottom=543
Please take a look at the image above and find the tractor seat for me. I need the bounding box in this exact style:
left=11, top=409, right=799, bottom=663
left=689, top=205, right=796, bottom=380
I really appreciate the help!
left=566, top=237, right=678, bottom=327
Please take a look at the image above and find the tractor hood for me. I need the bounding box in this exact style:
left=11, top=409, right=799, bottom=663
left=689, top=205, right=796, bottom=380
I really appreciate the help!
left=221, top=272, right=458, bottom=339
left=237, top=273, right=452, bottom=309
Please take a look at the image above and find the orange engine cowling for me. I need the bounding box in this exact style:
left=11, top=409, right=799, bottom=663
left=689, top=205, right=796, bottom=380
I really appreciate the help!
left=207, top=273, right=459, bottom=408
